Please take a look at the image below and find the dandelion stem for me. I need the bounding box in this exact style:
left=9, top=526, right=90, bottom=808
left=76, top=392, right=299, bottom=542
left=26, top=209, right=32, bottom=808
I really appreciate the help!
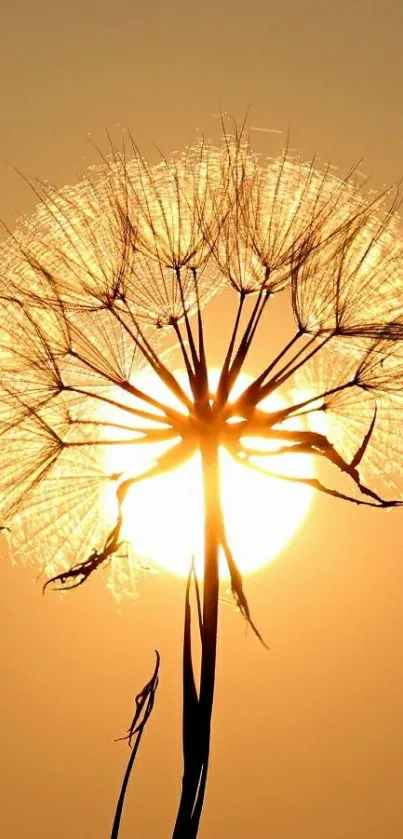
left=172, top=434, right=221, bottom=839
left=192, top=436, right=221, bottom=833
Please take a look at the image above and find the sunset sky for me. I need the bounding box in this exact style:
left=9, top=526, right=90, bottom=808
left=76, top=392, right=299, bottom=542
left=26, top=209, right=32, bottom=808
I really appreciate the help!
left=1, top=1, right=403, bottom=837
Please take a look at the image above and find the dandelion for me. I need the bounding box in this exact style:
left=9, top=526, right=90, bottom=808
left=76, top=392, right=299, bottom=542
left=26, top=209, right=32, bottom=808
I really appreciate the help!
left=1, top=124, right=403, bottom=839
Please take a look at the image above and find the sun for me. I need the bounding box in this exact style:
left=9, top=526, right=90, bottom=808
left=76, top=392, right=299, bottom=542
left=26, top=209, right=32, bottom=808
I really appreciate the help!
left=104, top=370, right=314, bottom=579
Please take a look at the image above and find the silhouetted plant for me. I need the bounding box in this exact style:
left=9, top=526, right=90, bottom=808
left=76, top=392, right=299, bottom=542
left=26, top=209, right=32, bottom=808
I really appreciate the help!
left=1, top=122, right=403, bottom=838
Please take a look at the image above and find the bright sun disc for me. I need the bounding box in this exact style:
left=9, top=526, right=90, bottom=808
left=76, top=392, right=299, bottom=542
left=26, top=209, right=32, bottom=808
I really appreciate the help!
left=104, top=370, right=314, bottom=579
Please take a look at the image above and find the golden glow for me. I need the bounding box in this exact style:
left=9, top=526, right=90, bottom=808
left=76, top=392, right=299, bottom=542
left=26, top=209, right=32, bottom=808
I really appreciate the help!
left=104, top=371, right=314, bottom=579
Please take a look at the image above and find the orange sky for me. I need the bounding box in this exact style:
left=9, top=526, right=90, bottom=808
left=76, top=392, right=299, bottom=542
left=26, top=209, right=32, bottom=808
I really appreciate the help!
left=1, top=1, right=403, bottom=837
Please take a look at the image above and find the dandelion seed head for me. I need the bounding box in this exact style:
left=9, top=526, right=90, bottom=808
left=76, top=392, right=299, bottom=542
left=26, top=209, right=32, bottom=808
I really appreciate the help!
left=1, top=127, right=403, bottom=590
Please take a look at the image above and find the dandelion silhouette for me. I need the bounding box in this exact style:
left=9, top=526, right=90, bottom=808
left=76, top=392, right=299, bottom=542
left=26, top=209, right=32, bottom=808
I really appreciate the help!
left=1, top=123, right=403, bottom=838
